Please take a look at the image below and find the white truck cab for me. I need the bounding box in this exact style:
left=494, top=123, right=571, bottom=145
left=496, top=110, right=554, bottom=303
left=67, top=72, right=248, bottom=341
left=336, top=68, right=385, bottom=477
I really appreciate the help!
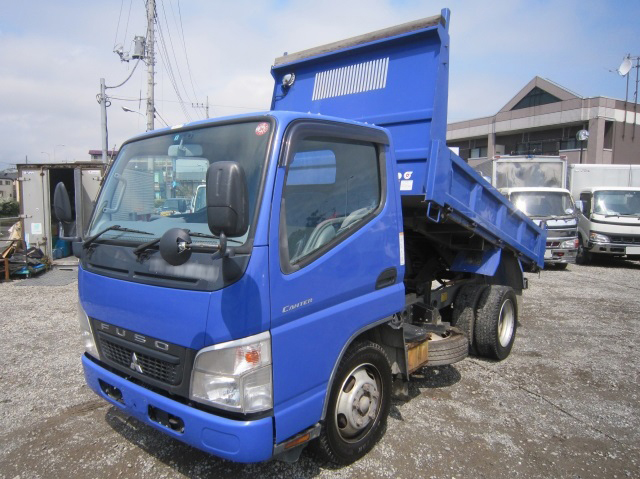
left=574, top=187, right=640, bottom=263
left=501, top=186, right=578, bottom=267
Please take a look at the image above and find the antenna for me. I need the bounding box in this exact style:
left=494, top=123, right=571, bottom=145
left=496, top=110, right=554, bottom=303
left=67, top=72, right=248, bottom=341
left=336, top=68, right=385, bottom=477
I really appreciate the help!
left=618, top=55, right=633, bottom=76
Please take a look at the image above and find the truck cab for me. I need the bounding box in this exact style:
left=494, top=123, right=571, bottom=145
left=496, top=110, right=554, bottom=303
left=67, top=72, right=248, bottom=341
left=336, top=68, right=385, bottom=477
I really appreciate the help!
left=575, top=187, right=640, bottom=263
left=501, top=186, right=578, bottom=267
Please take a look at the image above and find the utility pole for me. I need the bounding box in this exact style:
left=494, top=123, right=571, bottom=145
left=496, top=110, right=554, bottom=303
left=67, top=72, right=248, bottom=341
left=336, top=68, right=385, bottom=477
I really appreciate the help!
left=145, top=0, right=156, bottom=132
left=192, top=96, right=210, bottom=119
left=99, top=78, right=109, bottom=164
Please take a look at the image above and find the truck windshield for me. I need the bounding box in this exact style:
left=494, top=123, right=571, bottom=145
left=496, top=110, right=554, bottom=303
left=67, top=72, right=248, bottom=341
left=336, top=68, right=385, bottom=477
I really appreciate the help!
left=593, top=190, right=640, bottom=216
left=512, top=191, right=574, bottom=217
left=88, top=120, right=272, bottom=245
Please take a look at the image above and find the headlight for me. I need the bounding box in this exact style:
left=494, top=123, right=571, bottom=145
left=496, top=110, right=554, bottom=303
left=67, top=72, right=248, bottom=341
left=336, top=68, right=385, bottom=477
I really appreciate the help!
left=589, top=232, right=610, bottom=243
left=78, top=302, right=100, bottom=360
left=561, top=239, right=580, bottom=249
left=190, top=331, right=272, bottom=413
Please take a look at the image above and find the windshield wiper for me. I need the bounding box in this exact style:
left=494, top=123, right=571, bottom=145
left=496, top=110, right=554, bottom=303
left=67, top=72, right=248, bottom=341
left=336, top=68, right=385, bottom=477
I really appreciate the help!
left=188, top=231, right=243, bottom=245
left=133, top=237, right=161, bottom=257
left=84, top=225, right=153, bottom=248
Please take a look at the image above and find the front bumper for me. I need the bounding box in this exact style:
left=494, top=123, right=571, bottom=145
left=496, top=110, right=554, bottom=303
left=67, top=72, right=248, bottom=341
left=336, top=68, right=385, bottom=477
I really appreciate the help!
left=587, top=242, right=640, bottom=257
left=544, top=247, right=577, bottom=264
left=82, top=354, right=274, bottom=463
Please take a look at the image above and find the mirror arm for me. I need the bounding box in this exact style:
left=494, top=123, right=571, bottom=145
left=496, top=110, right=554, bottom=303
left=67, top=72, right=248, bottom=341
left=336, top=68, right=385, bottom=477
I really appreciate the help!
left=212, top=231, right=230, bottom=260
left=57, top=221, right=82, bottom=243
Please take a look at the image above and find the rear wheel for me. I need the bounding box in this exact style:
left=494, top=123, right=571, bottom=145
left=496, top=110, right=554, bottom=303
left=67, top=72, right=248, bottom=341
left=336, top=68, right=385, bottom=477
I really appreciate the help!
left=451, top=284, right=488, bottom=355
left=312, top=341, right=392, bottom=465
left=474, top=286, right=518, bottom=360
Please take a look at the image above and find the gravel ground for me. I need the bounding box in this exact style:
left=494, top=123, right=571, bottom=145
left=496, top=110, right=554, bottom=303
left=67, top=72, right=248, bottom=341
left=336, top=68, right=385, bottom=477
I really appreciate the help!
left=1, top=260, right=639, bottom=478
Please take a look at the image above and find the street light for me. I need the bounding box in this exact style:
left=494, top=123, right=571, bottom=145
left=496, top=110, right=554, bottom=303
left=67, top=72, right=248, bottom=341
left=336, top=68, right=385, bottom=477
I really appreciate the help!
left=54, top=144, right=65, bottom=162
left=576, top=129, right=589, bottom=164
left=40, top=151, right=51, bottom=162
left=122, top=106, right=145, bottom=118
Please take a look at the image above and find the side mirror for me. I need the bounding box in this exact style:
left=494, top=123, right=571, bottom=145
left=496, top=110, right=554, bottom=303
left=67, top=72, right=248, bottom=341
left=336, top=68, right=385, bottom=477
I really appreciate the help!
left=206, top=161, right=249, bottom=238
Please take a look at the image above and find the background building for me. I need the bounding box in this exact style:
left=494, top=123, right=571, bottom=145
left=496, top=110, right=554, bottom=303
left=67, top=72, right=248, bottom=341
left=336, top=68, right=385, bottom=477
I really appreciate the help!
left=447, top=77, right=640, bottom=166
left=0, top=170, right=17, bottom=200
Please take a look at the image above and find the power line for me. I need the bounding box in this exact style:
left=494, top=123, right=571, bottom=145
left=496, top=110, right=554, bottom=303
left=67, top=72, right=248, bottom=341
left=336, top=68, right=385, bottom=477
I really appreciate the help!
left=155, top=11, right=192, bottom=121
left=155, top=23, right=191, bottom=120
left=113, top=0, right=125, bottom=49
left=122, top=0, right=134, bottom=49
left=177, top=0, right=202, bottom=104
left=158, top=0, right=195, bottom=106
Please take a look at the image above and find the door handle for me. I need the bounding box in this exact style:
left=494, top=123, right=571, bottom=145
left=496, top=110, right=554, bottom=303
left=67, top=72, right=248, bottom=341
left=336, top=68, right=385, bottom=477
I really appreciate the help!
left=375, top=267, right=397, bottom=290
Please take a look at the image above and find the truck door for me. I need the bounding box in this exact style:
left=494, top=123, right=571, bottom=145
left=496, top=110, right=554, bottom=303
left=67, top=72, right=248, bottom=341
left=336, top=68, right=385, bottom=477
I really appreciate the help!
left=267, top=121, right=405, bottom=443
left=74, top=167, right=103, bottom=236
left=18, top=168, right=49, bottom=252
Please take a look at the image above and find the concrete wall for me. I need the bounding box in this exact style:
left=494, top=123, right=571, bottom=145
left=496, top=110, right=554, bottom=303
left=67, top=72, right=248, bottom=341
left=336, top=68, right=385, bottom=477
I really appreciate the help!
left=612, top=120, right=640, bottom=164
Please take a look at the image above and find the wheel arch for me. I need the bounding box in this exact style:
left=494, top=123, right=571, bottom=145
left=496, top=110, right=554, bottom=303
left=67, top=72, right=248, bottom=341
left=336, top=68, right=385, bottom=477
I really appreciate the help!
left=320, top=318, right=402, bottom=421
left=489, top=252, right=525, bottom=291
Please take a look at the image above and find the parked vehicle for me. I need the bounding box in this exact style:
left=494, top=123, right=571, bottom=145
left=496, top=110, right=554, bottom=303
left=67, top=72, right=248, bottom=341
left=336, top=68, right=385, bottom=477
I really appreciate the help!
left=158, top=197, right=189, bottom=216
left=54, top=10, right=545, bottom=465
left=475, top=156, right=578, bottom=267
left=569, top=164, right=640, bottom=263
left=191, top=184, right=206, bottom=213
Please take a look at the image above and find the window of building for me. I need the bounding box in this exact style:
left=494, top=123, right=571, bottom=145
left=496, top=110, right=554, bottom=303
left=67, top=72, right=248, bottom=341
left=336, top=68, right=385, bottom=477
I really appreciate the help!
left=604, top=121, right=614, bottom=150
left=282, top=137, right=381, bottom=268
left=512, top=87, right=562, bottom=111
left=469, top=147, right=488, bottom=159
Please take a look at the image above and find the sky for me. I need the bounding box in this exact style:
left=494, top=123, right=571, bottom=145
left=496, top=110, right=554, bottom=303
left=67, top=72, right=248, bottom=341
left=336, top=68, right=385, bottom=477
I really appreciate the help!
left=0, top=0, right=638, bottom=170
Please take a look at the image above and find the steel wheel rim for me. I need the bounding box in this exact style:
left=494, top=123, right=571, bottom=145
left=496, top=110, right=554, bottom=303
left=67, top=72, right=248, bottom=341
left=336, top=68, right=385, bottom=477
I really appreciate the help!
left=497, top=299, right=515, bottom=347
left=334, top=363, right=382, bottom=442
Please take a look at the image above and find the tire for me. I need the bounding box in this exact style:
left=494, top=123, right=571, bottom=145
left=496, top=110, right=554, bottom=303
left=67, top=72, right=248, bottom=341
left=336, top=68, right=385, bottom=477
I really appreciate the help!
left=555, top=263, right=568, bottom=270
left=426, top=329, right=469, bottom=366
left=312, top=341, right=391, bottom=465
left=474, top=285, right=518, bottom=360
left=451, top=284, right=488, bottom=355
left=576, top=237, right=591, bottom=265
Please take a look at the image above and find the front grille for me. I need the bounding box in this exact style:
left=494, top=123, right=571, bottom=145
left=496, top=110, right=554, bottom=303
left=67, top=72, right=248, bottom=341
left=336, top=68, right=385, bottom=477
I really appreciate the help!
left=98, top=334, right=180, bottom=385
left=609, top=235, right=640, bottom=245
left=546, top=228, right=576, bottom=238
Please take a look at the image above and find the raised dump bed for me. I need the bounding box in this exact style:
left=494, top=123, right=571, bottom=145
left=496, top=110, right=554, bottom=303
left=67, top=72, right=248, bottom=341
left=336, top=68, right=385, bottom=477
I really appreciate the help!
left=271, top=9, right=545, bottom=268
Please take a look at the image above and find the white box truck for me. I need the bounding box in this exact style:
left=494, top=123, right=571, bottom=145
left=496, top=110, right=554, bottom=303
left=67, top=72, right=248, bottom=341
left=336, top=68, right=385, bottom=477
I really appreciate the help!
left=569, top=164, right=640, bottom=264
left=475, top=156, right=579, bottom=268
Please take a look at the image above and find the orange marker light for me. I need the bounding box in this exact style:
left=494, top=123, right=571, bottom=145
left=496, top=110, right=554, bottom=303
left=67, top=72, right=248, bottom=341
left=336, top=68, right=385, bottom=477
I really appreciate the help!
left=245, top=349, right=260, bottom=364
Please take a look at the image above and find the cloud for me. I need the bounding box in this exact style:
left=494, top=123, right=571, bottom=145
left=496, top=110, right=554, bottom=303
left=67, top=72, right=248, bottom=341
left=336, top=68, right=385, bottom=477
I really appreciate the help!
left=0, top=0, right=638, bottom=169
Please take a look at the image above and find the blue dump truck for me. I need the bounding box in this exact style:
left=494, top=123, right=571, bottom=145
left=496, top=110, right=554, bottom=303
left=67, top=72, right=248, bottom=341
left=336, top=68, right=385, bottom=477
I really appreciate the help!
left=54, top=9, right=544, bottom=465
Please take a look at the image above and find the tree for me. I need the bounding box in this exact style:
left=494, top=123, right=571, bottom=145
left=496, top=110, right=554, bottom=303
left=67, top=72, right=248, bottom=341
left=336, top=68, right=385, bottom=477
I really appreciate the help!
left=0, top=200, right=19, bottom=217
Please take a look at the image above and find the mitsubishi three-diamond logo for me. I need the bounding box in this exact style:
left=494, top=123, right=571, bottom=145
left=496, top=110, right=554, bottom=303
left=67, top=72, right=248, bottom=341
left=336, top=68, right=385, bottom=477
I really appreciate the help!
left=130, top=352, right=144, bottom=373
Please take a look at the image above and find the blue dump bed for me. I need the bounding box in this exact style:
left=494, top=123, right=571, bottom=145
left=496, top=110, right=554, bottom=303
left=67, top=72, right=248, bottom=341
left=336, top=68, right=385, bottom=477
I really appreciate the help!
left=271, top=9, right=545, bottom=267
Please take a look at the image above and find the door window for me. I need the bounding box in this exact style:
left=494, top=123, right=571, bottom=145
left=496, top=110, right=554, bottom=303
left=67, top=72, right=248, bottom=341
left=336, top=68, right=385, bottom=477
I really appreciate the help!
left=281, top=136, right=381, bottom=270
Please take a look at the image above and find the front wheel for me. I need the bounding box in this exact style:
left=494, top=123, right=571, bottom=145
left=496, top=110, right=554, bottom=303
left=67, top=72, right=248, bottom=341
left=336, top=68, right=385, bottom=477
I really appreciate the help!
left=474, top=286, right=518, bottom=360
left=312, top=341, right=391, bottom=465
left=576, top=237, right=591, bottom=265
